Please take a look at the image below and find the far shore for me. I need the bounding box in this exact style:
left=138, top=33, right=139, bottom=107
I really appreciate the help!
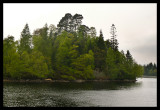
left=3, top=79, right=137, bottom=83
left=3, top=76, right=157, bottom=83
left=142, top=75, right=157, bottom=78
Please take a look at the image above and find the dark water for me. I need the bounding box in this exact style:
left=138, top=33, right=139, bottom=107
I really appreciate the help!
left=3, top=78, right=157, bottom=107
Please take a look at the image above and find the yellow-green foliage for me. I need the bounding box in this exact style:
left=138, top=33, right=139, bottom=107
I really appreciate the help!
left=61, top=75, right=76, bottom=81
left=3, top=20, right=145, bottom=80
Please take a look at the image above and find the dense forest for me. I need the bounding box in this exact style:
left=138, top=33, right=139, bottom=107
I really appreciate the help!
left=143, top=62, right=157, bottom=76
left=3, top=13, right=144, bottom=81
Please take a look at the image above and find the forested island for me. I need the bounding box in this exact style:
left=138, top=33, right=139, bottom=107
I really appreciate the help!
left=3, top=13, right=144, bottom=81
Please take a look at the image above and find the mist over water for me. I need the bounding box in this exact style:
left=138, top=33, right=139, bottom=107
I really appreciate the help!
left=3, top=78, right=157, bottom=107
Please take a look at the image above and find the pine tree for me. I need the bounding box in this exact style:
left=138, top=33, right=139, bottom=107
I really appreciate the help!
left=57, top=13, right=83, bottom=34
left=97, top=30, right=105, bottom=50
left=41, top=23, right=49, bottom=40
left=126, top=50, right=133, bottom=62
left=19, top=23, right=32, bottom=54
left=72, top=13, right=83, bottom=32
left=94, top=30, right=106, bottom=71
left=110, top=24, right=118, bottom=51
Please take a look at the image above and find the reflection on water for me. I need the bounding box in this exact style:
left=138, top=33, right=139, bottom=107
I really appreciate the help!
left=3, top=78, right=156, bottom=107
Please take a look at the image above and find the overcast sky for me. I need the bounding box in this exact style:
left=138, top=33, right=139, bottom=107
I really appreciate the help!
left=3, top=3, right=157, bottom=65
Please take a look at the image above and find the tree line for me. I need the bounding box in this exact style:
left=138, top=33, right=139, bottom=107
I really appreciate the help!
left=3, top=13, right=144, bottom=80
left=143, top=62, right=157, bottom=76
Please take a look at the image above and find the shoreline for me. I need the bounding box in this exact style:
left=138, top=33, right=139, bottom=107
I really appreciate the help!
left=3, top=79, right=137, bottom=83
left=142, top=76, right=157, bottom=78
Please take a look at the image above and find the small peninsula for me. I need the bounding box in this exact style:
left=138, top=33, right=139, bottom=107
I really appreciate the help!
left=3, top=13, right=144, bottom=82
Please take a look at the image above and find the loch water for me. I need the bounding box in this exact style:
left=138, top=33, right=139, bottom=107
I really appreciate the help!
left=3, top=78, right=157, bottom=107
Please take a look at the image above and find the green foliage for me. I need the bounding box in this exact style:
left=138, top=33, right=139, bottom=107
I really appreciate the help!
left=61, top=75, right=76, bottom=81
left=32, top=25, right=52, bottom=57
left=55, top=31, right=74, bottom=66
left=94, top=47, right=106, bottom=71
left=3, top=36, right=20, bottom=79
left=105, top=47, right=117, bottom=79
left=143, top=62, right=157, bottom=76
left=71, top=50, right=95, bottom=80
left=133, top=63, right=144, bottom=78
left=97, top=30, right=105, bottom=50
left=93, top=30, right=107, bottom=71
left=29, top=50, right=50, bottom=79
left=104, top=47, right=143, bottom=80
left=19, top=23, right=32, bottom=54
left=3, top=13, right=144, bottom=81
left=3, top=35, right=54, bottom=79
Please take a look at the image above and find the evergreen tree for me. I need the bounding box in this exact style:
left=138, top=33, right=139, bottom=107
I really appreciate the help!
left=143, top=62, right=157, bottom=76
left=72, top=13, right=83, bottom=32
left=57, top=13, right=83, bottom=34
left=19, top=23, right=32, bottom=54
left=57, top=13, right=72, bottom=34
left=41, top=23, right=48, bottom=40
left=105, top=39, right=112, bottom=50
left=110, top=24, right=118, bottom=51
left=126, top=50, right=133, bottom=62
left=77, top=25, right=90, bottom=54
left=94, top=30, right=106, bottom=71
left=97, top=30, right=105, bottom=50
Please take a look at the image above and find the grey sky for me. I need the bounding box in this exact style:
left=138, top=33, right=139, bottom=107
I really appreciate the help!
left=3, top=3, right=157, bottom=65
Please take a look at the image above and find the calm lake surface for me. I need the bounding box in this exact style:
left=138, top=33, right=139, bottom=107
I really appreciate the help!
left=3, top=78, right=157, bottom=107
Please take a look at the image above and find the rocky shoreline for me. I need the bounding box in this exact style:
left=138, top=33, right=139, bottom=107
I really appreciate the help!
left=3, top=79, right=137, bottom=83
